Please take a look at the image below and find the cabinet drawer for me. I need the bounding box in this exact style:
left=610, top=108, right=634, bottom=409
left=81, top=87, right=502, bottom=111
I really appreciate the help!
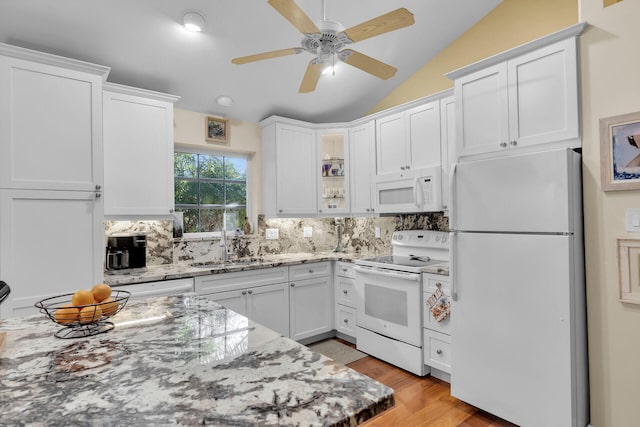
left=423, top=329, right=452, bottom=374
left=335, top=304, right=356, bottom=337
left=195, top=266, right=288, bottom=294
left=335, top=261, right=355, bottom=279
left=289, top=261, right=330, bottom=281
left=335, top=276, right=356, bottom=308
left=424, top=276, right=450, bottom=294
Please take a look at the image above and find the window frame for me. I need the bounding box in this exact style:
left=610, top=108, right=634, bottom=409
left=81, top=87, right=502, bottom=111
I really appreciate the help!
left=174, top=147, right=251, bottom=238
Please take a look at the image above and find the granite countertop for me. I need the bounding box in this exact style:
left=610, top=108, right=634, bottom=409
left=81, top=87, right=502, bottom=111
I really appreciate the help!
left=0, top=294, right=394, bottom=426
left=104, top=252, right=449, bottom=287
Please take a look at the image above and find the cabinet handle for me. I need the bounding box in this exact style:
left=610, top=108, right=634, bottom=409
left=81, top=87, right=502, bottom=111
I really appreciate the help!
left=365, top=208, right=370, bottom=212
left=406, top=165, right=411, bottom=170
left=342, top=268, right=348, bottom=272
left=318, top=209, right=322, bottom=213
left=343, top=290, right=348, bottom=295
left=343, top=318, right=349, bottom=323
left=290, top=283, right=295, bottom=287
left=400, top=166, right=406, bottom=170
left=279, top=209, right=283, bottom=213
left=309, top=269, right=314, bottom=273
left=95, top=184, right=101, bottom=191
left=510, top=140, right=518, bottom=146
left=242, top=291, right=247, bottom=295
left=436, top=349, right=443, bottom=355
left=95, top=193, right=101, bottom=199
left=500, top=142, right=508, bottom=148
left=248, top=290, right=253, bottom=295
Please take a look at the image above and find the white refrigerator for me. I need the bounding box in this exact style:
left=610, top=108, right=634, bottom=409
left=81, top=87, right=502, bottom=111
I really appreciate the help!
left=449, top=148, right=589, bottom=427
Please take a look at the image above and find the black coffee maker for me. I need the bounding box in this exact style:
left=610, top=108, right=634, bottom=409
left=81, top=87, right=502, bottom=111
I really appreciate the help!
left=105, top=234, right=147, bottom=273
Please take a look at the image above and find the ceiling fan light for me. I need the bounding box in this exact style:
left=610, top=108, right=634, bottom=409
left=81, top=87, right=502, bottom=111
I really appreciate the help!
left=183, top=11, right=206, bottom=32
left=321, top=65, right=335, bottom=76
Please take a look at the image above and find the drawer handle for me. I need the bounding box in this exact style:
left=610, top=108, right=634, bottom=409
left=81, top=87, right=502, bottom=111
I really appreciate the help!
left=436, top=349, right=443, bottom=355
left=309, top=269, right=314, bottom=273
left=290, top=283, right=295, bottom=287
left=343, top=290, right=348, bottom=295
left=343, top=318, right=348, bottom=323
left=241, top=291, right=247, bottom=295
left=247, top=290, right=253, bottom=295
left=342, top=268, right=348, bottom=272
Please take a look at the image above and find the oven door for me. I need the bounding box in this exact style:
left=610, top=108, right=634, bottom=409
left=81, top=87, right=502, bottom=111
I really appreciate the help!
left=354, top=265, right=422, bottom=346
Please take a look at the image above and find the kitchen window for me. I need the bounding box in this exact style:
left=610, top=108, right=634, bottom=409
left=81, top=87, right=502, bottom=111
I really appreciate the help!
left=174, top=151, right=248, bottom=233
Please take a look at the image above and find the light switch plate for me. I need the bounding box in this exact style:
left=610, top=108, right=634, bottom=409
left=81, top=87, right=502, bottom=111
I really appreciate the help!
left=265, top=228, right=279, bottom=240
left=303, top=226, right=313, bottom=238
left=375, top=227, right=381, bottom=238
left=625, top=208, right=640, bottom=232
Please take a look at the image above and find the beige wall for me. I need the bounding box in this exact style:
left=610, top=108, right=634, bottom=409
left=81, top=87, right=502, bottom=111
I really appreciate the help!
left=173, top=108, right=262, bottom=227
left=368, top=0, right=578, bottom=114
left=580, top=1, right=640, bottom=426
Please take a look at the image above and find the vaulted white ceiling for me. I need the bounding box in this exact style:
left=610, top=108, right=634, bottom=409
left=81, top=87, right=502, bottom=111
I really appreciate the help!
left=0, top=0, right=502, bottom=123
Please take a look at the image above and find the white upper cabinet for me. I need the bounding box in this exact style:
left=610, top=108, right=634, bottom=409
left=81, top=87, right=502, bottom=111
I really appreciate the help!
left=376, top=100, right=442, bottom=179
left=262, top=120, right=317, bottom=216
left=317, top=128, right=349, bottom=215
left=103, top=83, right=179, bottom=217
left=0, top=44, right=109, bottom=191
left=449, top=24, right=585, bottom=158
left=349, top=121, right=376, bottom=214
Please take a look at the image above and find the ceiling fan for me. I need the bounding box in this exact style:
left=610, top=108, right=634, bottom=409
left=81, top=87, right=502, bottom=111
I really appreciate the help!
left=232, top=0, right=415, bottom=93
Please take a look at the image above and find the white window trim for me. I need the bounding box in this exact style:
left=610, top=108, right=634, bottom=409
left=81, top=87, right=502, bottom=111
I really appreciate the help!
left=174, top=147, right=251, bottom=238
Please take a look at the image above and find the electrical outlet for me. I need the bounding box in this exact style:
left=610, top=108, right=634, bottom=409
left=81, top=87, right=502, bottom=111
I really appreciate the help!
left=303, top=226, right=313, bottom=238
left=375, top=227, right=381, bottom=238
left=265, top=228, right=279, bottom=240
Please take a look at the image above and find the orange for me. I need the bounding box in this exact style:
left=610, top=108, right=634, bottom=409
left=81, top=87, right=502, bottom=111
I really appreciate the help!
left=79, top=305, right=103, bottom=324
left=91, top=283, right=112, bottom=302
left=71, top=289, right=95, bottom=306
left=54, top=304, right=79, bottom=325
left=100, top=298, right=119, bottom=317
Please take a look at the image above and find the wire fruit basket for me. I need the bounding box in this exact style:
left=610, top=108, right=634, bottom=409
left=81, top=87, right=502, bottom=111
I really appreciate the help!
left=35, top=290, right=130, bottom=339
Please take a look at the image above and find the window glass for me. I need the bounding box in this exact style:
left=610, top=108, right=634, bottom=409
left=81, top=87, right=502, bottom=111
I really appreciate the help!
left=174, top=151, right=248, bottom=233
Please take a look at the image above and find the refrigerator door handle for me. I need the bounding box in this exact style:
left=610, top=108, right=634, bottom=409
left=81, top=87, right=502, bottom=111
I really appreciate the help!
left=449, top=163, right=457, bottom=230
left=450, top=231, right=458, bottom=301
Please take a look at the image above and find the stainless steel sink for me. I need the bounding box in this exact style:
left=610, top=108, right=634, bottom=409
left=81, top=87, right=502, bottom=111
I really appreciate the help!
left=191, top=257, right=265, bottom=268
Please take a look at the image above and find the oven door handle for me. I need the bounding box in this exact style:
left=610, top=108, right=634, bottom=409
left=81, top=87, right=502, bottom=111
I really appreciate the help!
left=354, top=265, right=420, bottom=281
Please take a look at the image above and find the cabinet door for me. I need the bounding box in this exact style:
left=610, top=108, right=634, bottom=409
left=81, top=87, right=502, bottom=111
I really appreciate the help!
left=0, top=189, right=103, bottom=318
left=247, top=283, right=290, bottom=337
left=289, top=277, right=333, bottom=341
left=507, top=38, right=579, bottom=148
left=317, top=128, right=349, bottom=215
left=455, top=62, right=509, bottom=157
left=440, top=95, right=455, bottom=211
left=103, top=88, right=176, bottom=216
left=375, top=111, right=407, bottom=177
left=275, top=124, right=317, bottom=215
left=349, top=122, right=375, bottom=214
left=406, top=101, right=441, bottom=170
left=203, top=289, right=247, bottom=317
left=0, top=56, right=103, bottom=191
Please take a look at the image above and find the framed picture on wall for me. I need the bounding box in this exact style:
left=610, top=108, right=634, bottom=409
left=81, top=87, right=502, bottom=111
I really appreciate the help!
left=205, top=116, right=229, bottom=144
left=600, top=111, right=640, bottom=191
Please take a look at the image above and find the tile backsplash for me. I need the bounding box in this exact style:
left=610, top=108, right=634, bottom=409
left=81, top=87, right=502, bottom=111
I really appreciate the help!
left=104, top=213, right=448, bottom=266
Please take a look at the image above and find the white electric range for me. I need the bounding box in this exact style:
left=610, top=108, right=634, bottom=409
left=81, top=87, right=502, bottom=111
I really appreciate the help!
left=354, top=230, right=449, bottom=376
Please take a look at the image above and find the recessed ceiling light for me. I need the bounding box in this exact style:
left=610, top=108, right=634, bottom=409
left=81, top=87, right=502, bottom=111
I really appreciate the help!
left=183, top=10, right=206, bottom=32
left=216, top=96, right=233, bottom=107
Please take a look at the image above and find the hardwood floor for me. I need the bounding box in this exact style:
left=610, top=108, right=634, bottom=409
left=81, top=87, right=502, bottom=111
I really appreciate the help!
left=340, top=340, right=517, bottom=427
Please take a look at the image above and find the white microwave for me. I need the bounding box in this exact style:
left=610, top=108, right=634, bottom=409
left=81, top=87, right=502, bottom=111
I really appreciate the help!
left=374, top=166, right=443, bottom=214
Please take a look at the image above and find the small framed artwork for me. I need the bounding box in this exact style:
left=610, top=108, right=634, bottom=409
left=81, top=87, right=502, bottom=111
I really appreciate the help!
left=600, top=111, right=640, bottom=191
left=205, top=116, right=229, bottom=144
left=617, top=238, right=640, bottom=304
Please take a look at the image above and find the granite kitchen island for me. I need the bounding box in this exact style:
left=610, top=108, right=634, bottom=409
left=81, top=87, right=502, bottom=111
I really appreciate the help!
left=0, top=294, right=394, bottom=426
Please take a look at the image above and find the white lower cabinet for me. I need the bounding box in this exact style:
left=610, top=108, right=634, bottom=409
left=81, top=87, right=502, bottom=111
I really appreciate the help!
left=423, top=274, right=452, bottom=381
left=289, top=262, right=333, bottom=342
left=195, top=267, right=290, bottom=337
left=0, top=189, right=103, bottom=319
left=334, top=261, right=357, bottom=341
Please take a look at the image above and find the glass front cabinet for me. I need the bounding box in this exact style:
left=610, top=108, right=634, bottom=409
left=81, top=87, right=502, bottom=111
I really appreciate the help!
left=317, top=128, right=349, bottom=215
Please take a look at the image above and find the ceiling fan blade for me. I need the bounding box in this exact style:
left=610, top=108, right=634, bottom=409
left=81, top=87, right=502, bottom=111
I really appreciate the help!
left=342, top=8, right=414, bottom=43
left=268, top=0, right=320, bottom=34
left=339, top=50, right=397, bottom=80
left=232, top=48, right=302, bottom=64
left=299, top=60, right=324, bottom=93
